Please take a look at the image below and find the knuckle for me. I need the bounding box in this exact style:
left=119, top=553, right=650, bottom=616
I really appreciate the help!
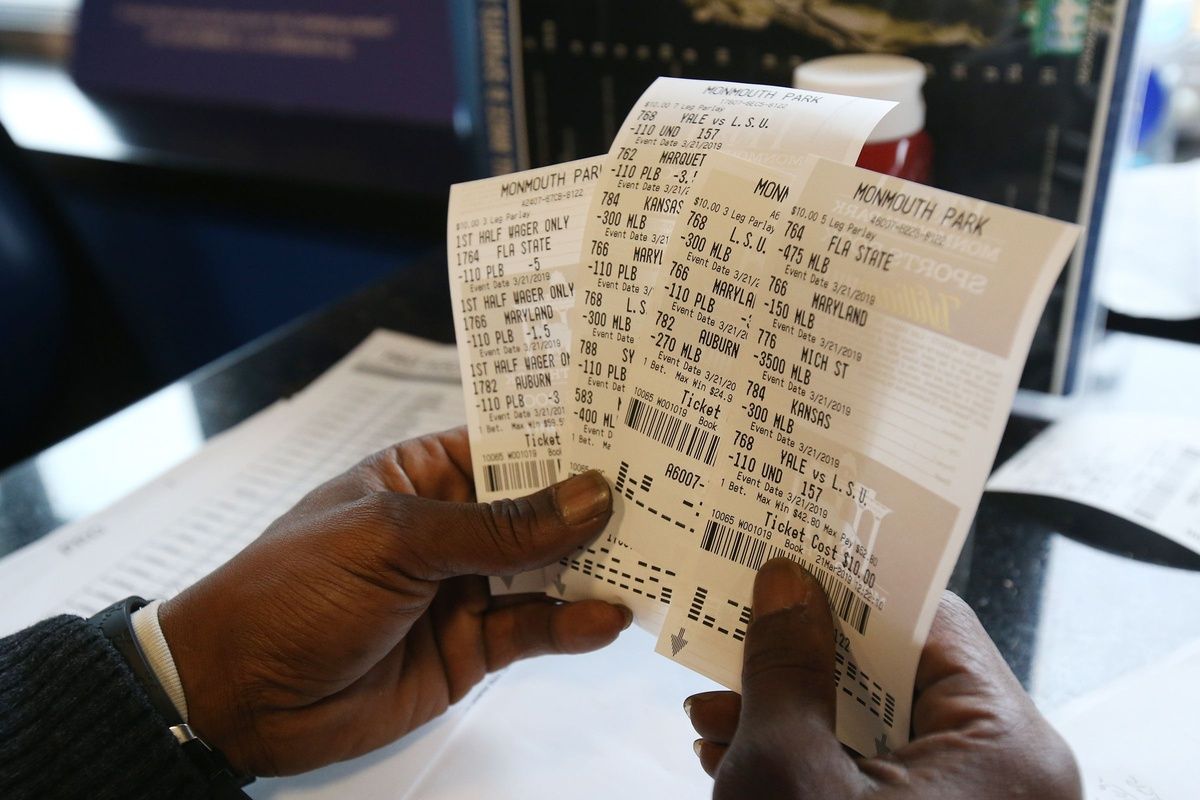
left=357, top=488, right=393, bottom=513
left=359, top=490, right=408, bottom=528
left=938, top=590, right=976, bottom=621
left=476, top=497, right=540, bottom=562
left=354, top=434, right=440, bottom=494
left=357, top=491, right=442, bottom=577
left=1006, top=718, right=1083, bottom=799
left=742, top=611, right=826, bottom=684
left=348, top=450, right=397, bottom=491
left=714, top=740, right=802, bottom=800
left=932, top=590, right=994, bottom=652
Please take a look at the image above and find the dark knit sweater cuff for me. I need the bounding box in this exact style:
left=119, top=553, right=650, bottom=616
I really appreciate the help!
left=0, top=614, right=213, bottom=800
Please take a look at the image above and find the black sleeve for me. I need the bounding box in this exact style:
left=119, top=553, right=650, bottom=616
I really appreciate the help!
left=0, top=614, right=212, bottom=800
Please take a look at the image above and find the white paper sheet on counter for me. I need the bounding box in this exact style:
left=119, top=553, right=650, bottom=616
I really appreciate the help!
left=1049, top=637, right=1200, bottom=800
left=987, top=412, right=1200, bottom=555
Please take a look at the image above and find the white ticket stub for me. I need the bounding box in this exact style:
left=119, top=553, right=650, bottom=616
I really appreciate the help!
left=446, top=157, right=689, bottom=622
left=562, top=77, right=894, bottom=478
left=987, top=412, right=1200, bottom=555
left=593, top=152, right=1079, bottom=756
left=447, top=157, right=604, bottom=594
left=549, top=78, right=893, bottom=627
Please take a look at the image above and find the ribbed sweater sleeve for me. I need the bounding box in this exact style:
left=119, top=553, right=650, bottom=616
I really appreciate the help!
left=0, top=615, right=212, bottom=800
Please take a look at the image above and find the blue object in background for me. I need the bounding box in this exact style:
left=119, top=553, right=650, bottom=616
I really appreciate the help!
left=1137, top=67, right=1169, bottom=153
left=72, top=0, right=458, bottom=125
left=57, top=191, right=433, bottom=378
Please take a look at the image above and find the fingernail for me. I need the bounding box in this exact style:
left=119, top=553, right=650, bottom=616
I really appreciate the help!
left=693, top=738, right=704, bottom=757
left=683, top=697, right=694, bottom=719
left=616, top=604, right=634, bottom=630
left=553, top=470, right=611, bottom=525
left=753, top=557, right=816, bottom=616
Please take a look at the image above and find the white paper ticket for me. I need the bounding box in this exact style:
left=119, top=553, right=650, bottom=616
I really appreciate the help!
left=591, top=152, right=1079, bottom=756
left=547, top=78, right=893, bottom=627
left=447, top=157, right=603, bottom=594
left=987, top=412, right=1200, bottom=554
left=447, top=159, right=688, bottom=623
left=562, top=78, right=894, bottom=479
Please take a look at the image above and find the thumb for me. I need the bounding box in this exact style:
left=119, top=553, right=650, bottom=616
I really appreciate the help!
left=373, top=470, right=612, bottom=580
left=725, top=559, right=861, bottom=794
left=741, top=559, right=839, bottom=732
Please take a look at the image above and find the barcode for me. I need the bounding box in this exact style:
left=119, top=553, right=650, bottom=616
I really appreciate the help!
left=484, top=458, right=559, bottom=494
left=700, top=519, right=871, bottom=635
left=624, top=397, right=719, bottom=466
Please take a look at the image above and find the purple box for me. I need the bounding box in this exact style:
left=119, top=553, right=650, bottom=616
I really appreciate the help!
left=72, top=0, right=456, bottom=124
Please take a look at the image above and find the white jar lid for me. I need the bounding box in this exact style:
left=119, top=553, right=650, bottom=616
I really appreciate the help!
left=793, top=54, right=927, bottom=143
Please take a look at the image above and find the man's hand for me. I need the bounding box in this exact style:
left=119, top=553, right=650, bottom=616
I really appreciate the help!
left=686, top=559, right=1081, bottom=799
left=159, top=427, right=628, bottom=777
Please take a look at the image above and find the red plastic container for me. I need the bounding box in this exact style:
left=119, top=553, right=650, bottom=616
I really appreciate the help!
left=795, top=54, right=933, bottom=184
left=856, top=129, right=933, bottom=183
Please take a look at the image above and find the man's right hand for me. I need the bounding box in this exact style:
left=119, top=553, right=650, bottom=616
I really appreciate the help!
left=686, top=559, right=1081, bottom=800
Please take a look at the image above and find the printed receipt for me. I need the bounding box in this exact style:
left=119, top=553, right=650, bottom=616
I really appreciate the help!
left=602, top=152, right=1078, bottom=755
left=987, top=412, right=1200, bottom=555
left=446, top=156, right=705, bottom=621
left=447, top=157, right=604, bottom=594
left=563, top=78, right=893, bottom=478
left=447, top=155, right=694, bottom=621
left=549, top=78, right=892, bottom=626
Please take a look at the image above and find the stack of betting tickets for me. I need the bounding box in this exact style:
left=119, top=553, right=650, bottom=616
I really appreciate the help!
left=447, top=78, right=1079, bottom=755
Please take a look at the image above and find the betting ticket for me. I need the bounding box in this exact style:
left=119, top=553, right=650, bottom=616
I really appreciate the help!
left=548, top=78, right=893, bottom=625
left=447, top=156, right=604, bottom=594
left=446, top=83, right=1080, bottom=758
left=562, top=77, right=893, bottom=477
left=447, top=156, right=686, bottom=621
left=600, top=152, right=1078, bottom=755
